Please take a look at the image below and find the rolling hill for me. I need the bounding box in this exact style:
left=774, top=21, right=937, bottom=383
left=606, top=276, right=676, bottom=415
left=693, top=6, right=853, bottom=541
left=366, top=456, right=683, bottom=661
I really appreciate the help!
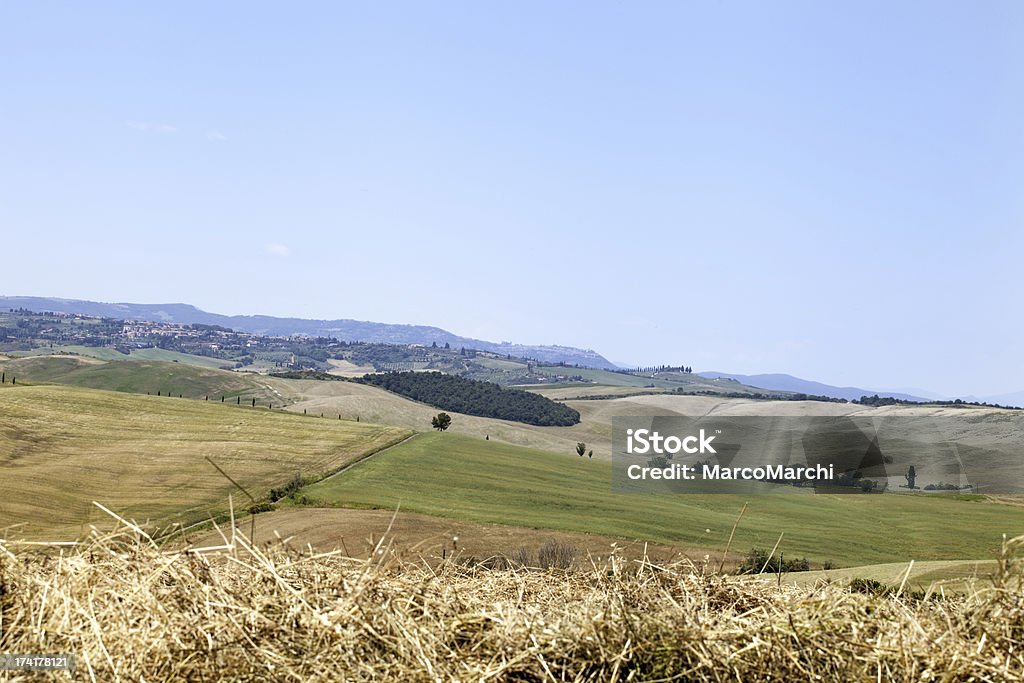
left=5, top=354, right=1023, bottom=569
left=0, top=383, right=410, bottom=539
left=303, top=431, right=1024, bottom=567
left=0, top=355, right=283, bottom=403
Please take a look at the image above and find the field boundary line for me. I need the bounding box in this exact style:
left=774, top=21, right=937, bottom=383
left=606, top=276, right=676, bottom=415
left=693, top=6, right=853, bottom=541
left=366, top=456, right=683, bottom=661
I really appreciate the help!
left=316, top=432, right=423, bottom=485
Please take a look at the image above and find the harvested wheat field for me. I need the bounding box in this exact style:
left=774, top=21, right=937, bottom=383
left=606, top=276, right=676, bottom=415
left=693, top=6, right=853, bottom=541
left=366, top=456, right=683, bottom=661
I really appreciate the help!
left=2, top=523, right=1023, bottom=682
left=187, top=507, right=705, bottom=567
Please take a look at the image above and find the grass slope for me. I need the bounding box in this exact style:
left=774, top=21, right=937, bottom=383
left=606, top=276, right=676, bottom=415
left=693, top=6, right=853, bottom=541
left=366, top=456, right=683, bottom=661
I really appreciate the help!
left=531, top=365, right=781, bottom=395
left=305, top=432, right=1024, bottom=567
left=272, top=378, right=604, bottom=454
left=767, top=559, right=999, bottom=593
left=0, top=384, right=411, bottom=539
left=0, top=355, right=281, bottom=403
left=21, top=345, right=232, bottom=368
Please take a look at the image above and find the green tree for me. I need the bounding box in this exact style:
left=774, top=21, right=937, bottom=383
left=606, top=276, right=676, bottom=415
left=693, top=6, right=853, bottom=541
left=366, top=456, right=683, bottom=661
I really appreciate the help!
left=905, top=465, right=917, bottom=489
left=431, top=412, right=452, bottom=431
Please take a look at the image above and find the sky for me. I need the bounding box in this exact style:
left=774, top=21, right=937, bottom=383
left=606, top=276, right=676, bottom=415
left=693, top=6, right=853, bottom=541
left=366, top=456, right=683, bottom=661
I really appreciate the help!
left=1, top=2, right=1022, bottom=397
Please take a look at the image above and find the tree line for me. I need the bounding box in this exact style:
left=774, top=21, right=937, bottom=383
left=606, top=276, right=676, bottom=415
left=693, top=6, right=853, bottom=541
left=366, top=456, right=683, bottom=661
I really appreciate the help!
left=357, top=371, right=581, bottom=426
left=854, top=394, right=1021, bottom=410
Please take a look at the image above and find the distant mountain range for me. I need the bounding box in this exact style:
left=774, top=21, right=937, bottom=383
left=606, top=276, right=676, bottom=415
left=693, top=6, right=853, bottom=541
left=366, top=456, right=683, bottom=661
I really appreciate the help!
left=964, top=390, right=1024, bottom=408
left=697, top=372, right=1023, bottom=406
left=0, top=296, right=617, bottom=369
left=6, top=296, right=1017, bottom=402
left=698, top=371, right=931, bottom=402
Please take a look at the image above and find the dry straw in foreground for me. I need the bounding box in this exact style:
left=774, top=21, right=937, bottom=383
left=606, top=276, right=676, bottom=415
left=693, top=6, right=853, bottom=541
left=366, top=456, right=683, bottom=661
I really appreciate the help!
left=1, top=514, right=1023, bottom=682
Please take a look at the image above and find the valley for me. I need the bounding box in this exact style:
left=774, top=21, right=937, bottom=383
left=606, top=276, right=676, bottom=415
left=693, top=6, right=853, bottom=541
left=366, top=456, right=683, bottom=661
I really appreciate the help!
left=2, top=349, right=1022, bottom=580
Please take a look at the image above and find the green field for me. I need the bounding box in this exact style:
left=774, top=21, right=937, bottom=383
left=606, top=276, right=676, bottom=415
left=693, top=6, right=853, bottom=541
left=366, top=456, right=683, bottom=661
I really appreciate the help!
left=0, top=384, right=411, bottom=539
left=5, top=356, right=1024, bottom=573
left=304, top=432, right=1024, bottom=567
left=531, top=365, right=780, bottom=395
left=765, top=559, right=999, bottom=593
left=534, top=366, right=679, bottom=388
left=0, top=355, right=281, bottom=403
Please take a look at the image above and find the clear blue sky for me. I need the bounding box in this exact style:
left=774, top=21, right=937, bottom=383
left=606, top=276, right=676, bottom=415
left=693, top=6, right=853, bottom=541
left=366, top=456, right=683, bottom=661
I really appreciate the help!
left=2, top=2, right=1022, bottom=397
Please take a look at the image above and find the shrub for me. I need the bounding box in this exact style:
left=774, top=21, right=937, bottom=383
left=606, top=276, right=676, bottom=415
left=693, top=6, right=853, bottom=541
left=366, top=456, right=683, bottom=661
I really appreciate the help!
left=849, top=578, right=892, bottom=597
left=505, top=542, right=577, bottom=569
left=511, top=546, right=531, bottom=567
left=536, top=540, right=576, bottom=569
left=738, top=548, right=811, bottom=574
left=269, top=473, right=304, bottom=502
